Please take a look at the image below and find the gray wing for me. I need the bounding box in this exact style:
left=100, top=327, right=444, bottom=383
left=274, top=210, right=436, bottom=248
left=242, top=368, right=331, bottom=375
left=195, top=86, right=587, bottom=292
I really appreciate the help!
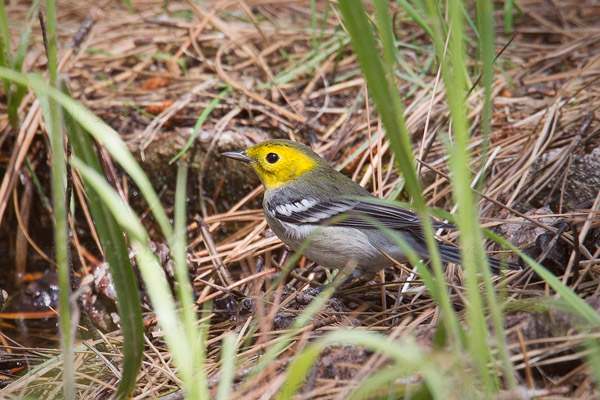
left=269, top=197, right=453, bottom=231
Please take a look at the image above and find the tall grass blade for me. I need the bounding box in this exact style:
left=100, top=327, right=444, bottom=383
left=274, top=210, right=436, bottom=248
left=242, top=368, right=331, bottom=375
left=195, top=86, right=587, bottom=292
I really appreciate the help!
left=6, top=0, right=41, bottom=127
left=339, top=0, right=461, bottom=347
left=0, top=0, right=11, bottom=71
left=447, top=0, right=495, bottom=391
left=475, top=0, right=517, bottom=388
left=11, top=0, right=41, bottom=73
left=60, top=79, right=144, bottom=398
left=173, top=161, right=207, bottom=399
left=34, top=4, right=74, bottom=396
left=217, top=334, right=236, bottom=400
left=71, top=158, right=197, bottom=391
left=170, top=87, right=232, bottom=164
left=504, top=0, right=514, bottom=33
left=487, top=232, right=600, bottom=325
left=36, top=83, right=75, bottom=399
left=32, top=76, right=75, bottom=400
left=586, top=338, right=600, bottom=392
left=278, top=330, right=447, bottom=400
left=395, top=0, right=433, bottom=38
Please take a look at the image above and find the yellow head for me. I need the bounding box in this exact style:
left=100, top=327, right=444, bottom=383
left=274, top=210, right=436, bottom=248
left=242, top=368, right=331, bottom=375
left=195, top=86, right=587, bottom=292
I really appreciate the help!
left=222, top=139, right=322, bottom=189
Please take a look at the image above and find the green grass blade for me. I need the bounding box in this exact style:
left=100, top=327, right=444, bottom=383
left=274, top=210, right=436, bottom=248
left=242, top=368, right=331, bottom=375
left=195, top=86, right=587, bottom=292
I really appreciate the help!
left=486, top=231, right=600, bottom=325
left=34, top=6, right=72, bottom=395
left=338, top=0, right=461, bottom=347
left=0, top=0, right=11, bottom=66
left=60, top=79, right=144, bottom=399
left=196, top=302, right=211, bottom=400
left=476, top=0, right=493, bottom=183
left=475, top=0, right=517, bottom=388
left=12, top=0, right=41, bottom=72
left=504, top=0, right=514, bottom=33
left=216, top=334, right=237, bottom=400
left=338, top=0, right=418, bottom=197
left=395, top=0, right=434, bottom=38
left=586, top=338, right=600, bottom=392
left=31, top=72, right=75, bottom=399
left=0, top=35, right=8, bottom=94
left=71, top=158, right=196, bottom=387
left=7, top=0, right=41, bottom=127
left=174, top=161, right=196, bottom=333
left=441, top=0, right=495, bottom=391
left=170, top=87, right=232, bottom=164
left=45, top=1, right=58, bottom=87
left=278, top=330, right=447, bottom=400
left=173, top=161, right=206, bottom=398
left=373, top=0, right=397, bottom=71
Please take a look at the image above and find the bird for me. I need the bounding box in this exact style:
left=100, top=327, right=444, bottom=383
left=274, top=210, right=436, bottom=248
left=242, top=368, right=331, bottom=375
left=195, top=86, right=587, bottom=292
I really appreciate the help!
left=222, top=139, right=520, bottom=285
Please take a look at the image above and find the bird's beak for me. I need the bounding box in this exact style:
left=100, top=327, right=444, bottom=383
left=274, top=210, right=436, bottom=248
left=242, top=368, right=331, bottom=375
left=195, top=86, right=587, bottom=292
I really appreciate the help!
left=221, top=151, right=252, bottom=164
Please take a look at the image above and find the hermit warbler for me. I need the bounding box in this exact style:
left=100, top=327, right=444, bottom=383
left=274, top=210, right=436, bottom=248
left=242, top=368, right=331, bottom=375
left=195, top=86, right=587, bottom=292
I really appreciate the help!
left=223, top=139, right=519, bottom=280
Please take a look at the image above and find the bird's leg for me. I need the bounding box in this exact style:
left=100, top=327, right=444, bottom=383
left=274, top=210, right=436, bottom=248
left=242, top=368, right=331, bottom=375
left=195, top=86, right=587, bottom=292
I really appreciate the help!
left=301, top=266, right=375, bottom=297
left=336, top=267, right=375, bottom=291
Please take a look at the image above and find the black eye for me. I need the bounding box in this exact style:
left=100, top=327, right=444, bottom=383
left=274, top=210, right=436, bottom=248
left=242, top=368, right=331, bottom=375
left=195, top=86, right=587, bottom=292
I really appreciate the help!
left=266, top=153, right=279, bottom=164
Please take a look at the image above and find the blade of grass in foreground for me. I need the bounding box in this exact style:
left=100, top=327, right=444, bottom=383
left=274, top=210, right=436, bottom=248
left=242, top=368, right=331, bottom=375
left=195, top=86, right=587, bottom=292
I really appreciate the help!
left=0, top=1, right=10, bottom=72
left=244, top=283, right=337, bottom=386
left=586, top=338, right=600, bottom=392
left=475, top=0, right=517, bottom=388
left=61, top=78, right=144, bottom=399
left=504, top=0, right=515, bottom=33
left=71, top=158, right=198, bottom=395
left=216, top=334, right=237, bottom=400
left=488, top=232, right=600, bottom=325
left=277, top=330, right=448, bottom=400
left=34, top=76, right=75, bottom=400
left=338, top=0, right=461, bottom=348
left=395, top=0, right=433, bottom=38
left=35, top=2, right=74, bottom=396
left=416, top=0, right=497, bottom=392
left=5, top=0, right=41, bottom=128
left=173, top=161, right=208, bottom=399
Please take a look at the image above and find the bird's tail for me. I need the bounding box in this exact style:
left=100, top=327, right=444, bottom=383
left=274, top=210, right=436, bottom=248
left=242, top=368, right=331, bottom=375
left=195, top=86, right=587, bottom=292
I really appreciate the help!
left=436, top=242, right=521, bottom=275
